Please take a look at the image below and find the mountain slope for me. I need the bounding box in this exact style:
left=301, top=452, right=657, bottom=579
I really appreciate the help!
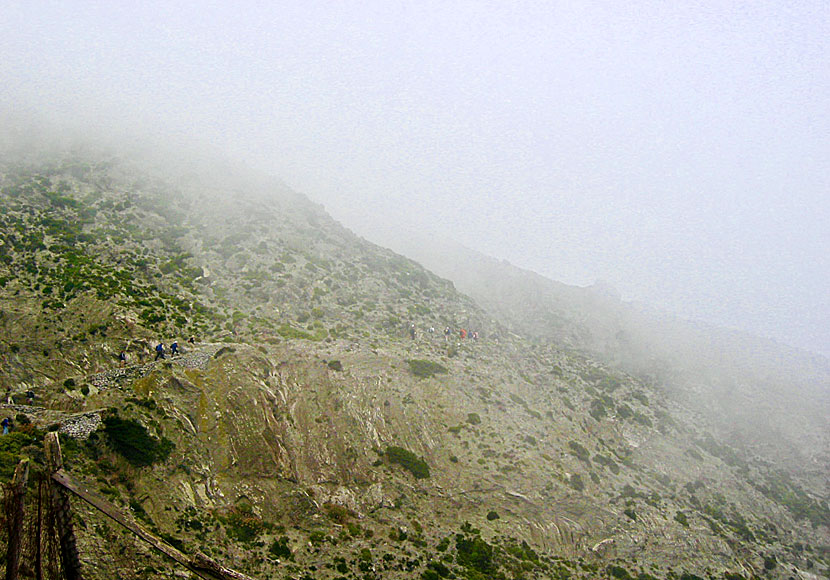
left=367, top=227, right=830, bottom=477
left=0, top=148, right=828, bottom=580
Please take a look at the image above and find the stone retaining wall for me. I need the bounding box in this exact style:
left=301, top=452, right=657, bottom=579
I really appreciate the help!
left=59, top=411, right=103, bottom=439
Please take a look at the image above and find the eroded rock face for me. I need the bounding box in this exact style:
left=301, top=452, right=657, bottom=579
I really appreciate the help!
left=67, top=339, right=821, bottom=579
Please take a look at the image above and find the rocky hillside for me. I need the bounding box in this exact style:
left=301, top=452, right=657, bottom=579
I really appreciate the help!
left=366, top=229, right=830, bottom=481
left=0, top=149, right=828, bottom=580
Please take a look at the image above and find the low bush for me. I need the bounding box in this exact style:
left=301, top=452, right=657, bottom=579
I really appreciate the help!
left=102, top=415, right=174, bottom=467
left=269, top=536, right=292, bottom=560
left=386, top=446, right=430, bottom=479
left=222, top=506, right=265, bottom=544
left=323, top=502, right=354, bottom=523
left=568, top=473, right=585, bottom=491
left=568, top=441, right=591, bottom=463
left=455, top=530, right=495, bottom=575
left=406, top=359, right=448, bottom=379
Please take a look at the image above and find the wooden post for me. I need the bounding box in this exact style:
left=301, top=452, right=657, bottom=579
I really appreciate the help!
left=36, top=477, right=43, bottom=580
left=5, top=458, right=29, bottom=580
left=45, top=432, right=83, bottom=580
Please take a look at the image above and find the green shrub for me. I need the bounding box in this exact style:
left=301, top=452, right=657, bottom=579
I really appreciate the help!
left=160, top=533, right=185, bottom=551
left=486, top=510, right=499, bottom=521
left=674, top=511, right=689, bottom=527
left=386, top=446, right=430, bottom=479
left=568, top=441, right=590, bottom=463
left=466, top=413, right=481, bottom=425
left=323, top=502, right=354, bottom=523
left=616, top=403, right=633, bottom=419
left=269, top=536, right=292, bottom=560
left=0, top=431, right=41, bottom=480
left=607, top=565, right=632, bottom=579
left=223, top=506, right=265, bottom=544
left=102, top=415, right=174, bottom=467
left=568, top=474, right=585, bottom=491
left=589, top=398, right=607, bottom=421
left=406, top=359, right=448, bottom=379
left=594, top=454, right=620, bottom=474
left=327, top=360, right=343, bottom=371
left=277, top=324, right=314, bottom=340
left=455, top=531, right=495, bottom=575
left=632, top=411, right=653, bottom=427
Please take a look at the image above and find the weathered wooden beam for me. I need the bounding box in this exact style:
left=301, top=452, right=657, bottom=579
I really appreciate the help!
left=191, top=552, right=261, bottom=580
left=51, top=469, right=256, bottom=580
left=5, top=458, right=29, bottom=580
left=45, top=432, right=83, bottom=580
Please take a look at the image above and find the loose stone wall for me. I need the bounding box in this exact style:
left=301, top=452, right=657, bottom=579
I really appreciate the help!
left=0, top=404, right=103, bottom=439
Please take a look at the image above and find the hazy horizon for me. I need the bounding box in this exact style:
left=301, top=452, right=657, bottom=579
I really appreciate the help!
left=1, top=1, right=828, bottom=356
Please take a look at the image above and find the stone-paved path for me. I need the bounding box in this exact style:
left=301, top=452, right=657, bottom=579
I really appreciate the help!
left=1, top=344, right=227, bottom=439
left=87, top=343, right=225, bottom=390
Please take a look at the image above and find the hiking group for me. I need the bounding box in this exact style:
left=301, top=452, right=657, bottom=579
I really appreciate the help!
left=154, top=340, right=180, bottom=361
left=410, top=323, right=481, bottom=342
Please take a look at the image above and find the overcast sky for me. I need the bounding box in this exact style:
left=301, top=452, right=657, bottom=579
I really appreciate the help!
left=1, top=1, right=828, bottom=356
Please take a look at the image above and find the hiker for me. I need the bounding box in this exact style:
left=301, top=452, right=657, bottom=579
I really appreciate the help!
left=155, top=342, right=165, bottom=361
left=409, top=324, right=416, bottom=340
left=444, top=327, right=451, bottom=341
left=472, top=331, right=479, bottom=341
left=26, top=390, right=34, bottom=405
left=2, top=417, right=9, bottom=435
left=171, top=341, right=179, bottom=356
left=460, top=328, right=467, bottom=339
left=188, top=336, right=195, bottom=344
left=4, top=386, right=11, bottom=404
left=119, top=351, right=127, bottom=367
left=428, top=326, right=435, bottom=334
